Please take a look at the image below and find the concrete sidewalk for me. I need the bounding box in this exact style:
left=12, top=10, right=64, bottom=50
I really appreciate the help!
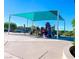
left=4, top=41, right=72, bottom=59
left=4, top=32, right=72, bottom=59
left=4, top=32, right=72, bottom=41
left=4, top=52, right=21, bottom=59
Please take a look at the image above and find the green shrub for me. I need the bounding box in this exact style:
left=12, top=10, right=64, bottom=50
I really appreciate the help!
left=62, top=31, right=74, bottom=37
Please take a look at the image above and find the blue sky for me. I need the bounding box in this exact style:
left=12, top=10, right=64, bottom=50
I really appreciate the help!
left=4, top=0, right=75, bottom=31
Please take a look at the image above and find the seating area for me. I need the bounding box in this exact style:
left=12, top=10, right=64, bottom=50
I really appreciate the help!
left=30, top=22, right=56, bottom=38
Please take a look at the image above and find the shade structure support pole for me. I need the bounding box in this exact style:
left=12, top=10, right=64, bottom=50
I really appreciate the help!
left=23, top=24, right=26, bottom=35
left=8, top=15, right=11, bottom=35
left=27, top=19, right=28, bottom=27
left=64, top=20, right=65, bottom=32
left=57, top=11, right=59, bottom=39
left=32, top=20, right=34, bottom=26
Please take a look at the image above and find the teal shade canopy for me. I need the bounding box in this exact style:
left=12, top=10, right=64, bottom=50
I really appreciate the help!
left=11, top=10, right=64, bottom=21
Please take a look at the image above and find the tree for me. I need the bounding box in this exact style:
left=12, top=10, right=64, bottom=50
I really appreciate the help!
left=72, top=18, right=75, bottom=37
left=72, top=19, right=75, bottom=27
left=4, top=22, right=17, bottom=31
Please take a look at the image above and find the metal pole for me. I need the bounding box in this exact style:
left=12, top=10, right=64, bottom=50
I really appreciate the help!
left=64, top=20, right=65, bottom=32
left=31, top=20, right=34, bottom=33
left=27, top=19, right=28, bottom=27
left=57, top=11, right=59, bottom=39
left=8, top=15, right=11, bottom=34
left=32, top=20, right=34, bottom=26
left=24, top=24, right=26, bottom=35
